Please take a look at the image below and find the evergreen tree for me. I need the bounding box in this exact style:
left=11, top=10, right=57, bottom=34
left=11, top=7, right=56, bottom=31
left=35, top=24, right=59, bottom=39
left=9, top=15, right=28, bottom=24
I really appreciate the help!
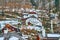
left=55, top=0, right=59, bottom=12
left=30, top=0, right=39, bottom=9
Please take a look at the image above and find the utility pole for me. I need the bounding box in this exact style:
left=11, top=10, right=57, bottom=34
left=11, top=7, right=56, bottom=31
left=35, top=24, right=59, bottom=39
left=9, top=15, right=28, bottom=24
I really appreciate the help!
left=50, top=11, right=55, bottom=33
left=51, top=20, right=54, bottom=33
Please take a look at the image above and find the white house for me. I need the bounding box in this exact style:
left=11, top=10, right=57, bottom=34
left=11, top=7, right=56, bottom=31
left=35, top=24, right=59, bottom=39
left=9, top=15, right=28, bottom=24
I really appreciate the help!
left=26, top=18, right=42, bottom=26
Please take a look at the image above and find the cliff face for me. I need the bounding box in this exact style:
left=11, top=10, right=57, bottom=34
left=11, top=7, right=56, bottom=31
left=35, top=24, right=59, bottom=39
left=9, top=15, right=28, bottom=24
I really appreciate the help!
left=0, top=0, right=31, bottom=8
left=0, top=0, right=30, bottom=5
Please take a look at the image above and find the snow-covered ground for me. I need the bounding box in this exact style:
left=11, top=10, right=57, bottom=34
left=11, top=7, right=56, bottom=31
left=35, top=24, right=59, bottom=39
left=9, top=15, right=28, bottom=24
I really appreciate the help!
left=9, top=36, right=19, bottom=40
left=0, top=36, right=19, bottom=40
left=0, top=37, right=4, bottom=40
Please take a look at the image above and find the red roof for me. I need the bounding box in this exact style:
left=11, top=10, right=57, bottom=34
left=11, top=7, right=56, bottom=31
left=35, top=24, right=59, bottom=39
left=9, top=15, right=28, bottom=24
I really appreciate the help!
left=21, top=18, right=27, bottom=20
left=29, top=12, right=36, bottom=14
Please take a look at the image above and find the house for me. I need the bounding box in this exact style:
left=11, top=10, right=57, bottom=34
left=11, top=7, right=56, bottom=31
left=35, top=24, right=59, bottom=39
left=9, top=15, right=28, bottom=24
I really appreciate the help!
left=26, top=18, right=42, bottom=26
left=0, top=19, right=18, bottom=30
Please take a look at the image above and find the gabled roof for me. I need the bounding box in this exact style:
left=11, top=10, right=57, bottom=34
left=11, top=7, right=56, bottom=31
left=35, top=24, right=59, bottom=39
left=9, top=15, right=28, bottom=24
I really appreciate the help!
left=29, top=12, right=36, bottom=14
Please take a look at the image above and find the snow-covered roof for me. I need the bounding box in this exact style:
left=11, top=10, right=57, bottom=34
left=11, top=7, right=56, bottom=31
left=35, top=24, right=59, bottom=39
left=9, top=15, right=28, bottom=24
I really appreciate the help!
left=47, top=34, right=60, bottom=37
left=28, top=14, right=38, bottom=18
left=0, top=20, right=19, bottom=29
